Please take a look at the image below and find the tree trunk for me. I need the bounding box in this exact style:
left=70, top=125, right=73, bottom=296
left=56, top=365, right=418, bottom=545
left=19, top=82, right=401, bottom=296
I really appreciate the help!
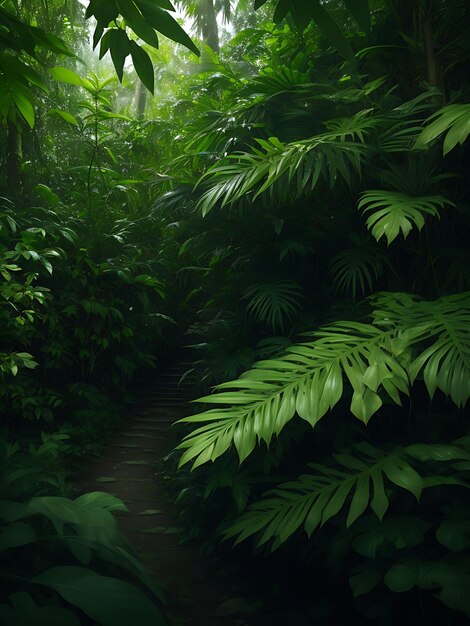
left=135, top=80, right=147, bottom=117
left=421, top=0, right=445, bottom=99
left=6, top=121, right=22, bottom=193
left=200, top=0, right=219, bottom=52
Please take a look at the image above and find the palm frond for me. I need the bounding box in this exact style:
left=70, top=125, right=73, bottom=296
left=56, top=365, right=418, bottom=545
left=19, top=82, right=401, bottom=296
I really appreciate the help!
left=177, top=322, right=408, bottom=468
left=372, top=292, right=470, bottom=407
left=178, top=293, right=470, bottom=468
left=224, top=441, right=469, bottom=549
left=323, top=109, right=380, bottom=142
left=358, top=190, right=452, bottom=245
left=330, top=240, right=389, bottom=298
left=196, top=131, right=365, bottom=215
left=243, top=281, right=303, bottom=332
left=414, top=103, right=470, bottom=155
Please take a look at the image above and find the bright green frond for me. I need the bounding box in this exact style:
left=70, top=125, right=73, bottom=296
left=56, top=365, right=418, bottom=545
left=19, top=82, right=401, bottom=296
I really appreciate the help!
left=196, top=131, right=364, bottom=215
left=372, top=292, right=470, bottom=407
left=414, top=104, right=470, bottom=155
left=224, top=440, right=470, bottom=549
left=224, top=441, right=467, bottom=548
left=323, top=109, right=381, bottom=143
left=177, top=321, right=408, bottom=468
left=178, top=293, right=470, bottom=469
left=358, top=190, right=452, bottom=245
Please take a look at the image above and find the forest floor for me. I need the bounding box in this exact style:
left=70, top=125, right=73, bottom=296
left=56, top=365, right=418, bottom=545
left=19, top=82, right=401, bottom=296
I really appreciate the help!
left=76, top=361, right=248, bottom=626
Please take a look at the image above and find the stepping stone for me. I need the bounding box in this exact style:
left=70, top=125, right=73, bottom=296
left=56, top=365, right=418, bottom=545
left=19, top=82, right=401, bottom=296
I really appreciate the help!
left=141, top=526, right=181, bottom=535
left=121, top=460, right=152, bottom=466
left=122, top=432, right=163, bottom=439
left=130, top=425, right=168, bottom=432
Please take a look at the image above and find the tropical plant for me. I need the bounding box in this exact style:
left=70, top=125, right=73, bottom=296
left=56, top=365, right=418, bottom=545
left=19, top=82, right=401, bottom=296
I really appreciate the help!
left=0, top=440, right=167, bottom=626
left=169, top=2, right=470, bottom=622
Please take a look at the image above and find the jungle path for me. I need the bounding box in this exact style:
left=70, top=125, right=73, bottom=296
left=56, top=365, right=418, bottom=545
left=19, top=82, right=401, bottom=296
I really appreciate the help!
left=76, top=361, right=247, bottom=626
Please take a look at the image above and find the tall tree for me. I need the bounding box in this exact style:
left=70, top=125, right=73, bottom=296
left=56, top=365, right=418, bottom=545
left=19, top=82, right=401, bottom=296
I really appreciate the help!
left=178, top=0, right=232, bottom=52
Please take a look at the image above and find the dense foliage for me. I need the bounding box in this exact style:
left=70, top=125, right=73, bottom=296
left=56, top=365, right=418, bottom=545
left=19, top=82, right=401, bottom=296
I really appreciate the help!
left=1, top=0, right=469, bottom=624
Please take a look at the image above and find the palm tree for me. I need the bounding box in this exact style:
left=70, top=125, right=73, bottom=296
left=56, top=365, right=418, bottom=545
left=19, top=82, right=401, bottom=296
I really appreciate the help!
left=177, top=0, right=232, bottom=52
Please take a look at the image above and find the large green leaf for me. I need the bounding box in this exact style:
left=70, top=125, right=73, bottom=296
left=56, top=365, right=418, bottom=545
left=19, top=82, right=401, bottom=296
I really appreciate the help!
left=17, top=492, right=127, bottom=546
left=50, top=66, right=85, bottom=87
left=118, top=1, right=159, bottom=48
left=0, top=522, right=36, bottom=552
left=385, top=558, right=470, bottom=617
left=137, top=1, right=199, bottom=55
left=110, top=29, right=130, bottom=82
left=9, top=81, right=34, bottom=128
left=33, top=566, right=166, bottom=626
left=179, top=293, right=470, bottom=469
left=0, top=592, right=80, bottom=626
left=358, top=190, right=451, bottom=245
left=414, top=103, right=470, bottom=155
left=310, top=0, right=355, bottom=63
left=129, top=41, right=154, bottom=93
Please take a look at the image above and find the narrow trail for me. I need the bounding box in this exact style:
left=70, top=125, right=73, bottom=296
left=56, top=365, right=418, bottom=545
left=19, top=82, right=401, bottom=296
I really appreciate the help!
left=76, top=361, right=246, bottom=626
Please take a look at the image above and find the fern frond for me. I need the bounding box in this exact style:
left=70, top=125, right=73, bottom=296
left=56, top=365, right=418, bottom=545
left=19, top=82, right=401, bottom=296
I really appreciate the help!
left=243, top=281, right=303, bottom=332
left=330, top=240, right=389, bottom=297
left=323, top=109, right=380, bottom=142
left=196, top=131, right=364, bottom=215
left=372, top=292, right=470, bottom=407
left=414, top=103, right=470, bottom=155
left=178, top=293, right=470, bottom=469
left=177, top=321, right=409, bottom=468
left=225, top=444, right=425, bottom=548
left=224, top=440, right=470, bottom=549
left=358, top=190, right=452, bottom=245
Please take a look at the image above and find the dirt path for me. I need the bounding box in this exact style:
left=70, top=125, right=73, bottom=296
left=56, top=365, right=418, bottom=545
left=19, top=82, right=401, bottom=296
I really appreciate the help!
left=76, top=362, right=247, bottom=626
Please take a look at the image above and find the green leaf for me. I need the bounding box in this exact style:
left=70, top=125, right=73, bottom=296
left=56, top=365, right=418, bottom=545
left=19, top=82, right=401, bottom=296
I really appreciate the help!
left=352, top=516, right=428, bottom=558
left=349, top=565, right=380, bottom=597
left=33, top=566, right=166, bottom=626
left=0, top=522, right=37, bottom=552
left=50, top=67, right=84, bottom=87
left=74, top=492, right=128, bottom=513
left=382, top=458, right=422, bottom=500
left=129, top=41, right=154, bottom=93
left=310, top=0, right=356, bottom=63
left=86, top=0, right=119, bottom=25
left=346, top=475, right=370, bottom=527
left=0, top=592, right=80, bottom=626
left=436, top=520, right=470, bottom=552
left=384, top=561, right=419, bottom=592
left=110, top=29, right=130, bottom=82
left=35, top=183, right=60, bottom=206
left=359, top=191, right=450, bottom=245
left=137, top=1, right=199, bottom=55
left=224, top=445, right=427, bottom=548
left=414, top=103, right=470, bottom=155
left=406, top=443, right=470, bottom=462
left=10, top=82, right=34, bottom=128
left=48, top=108, right=79, bottom=126
left=119, top=2, right=159, bottom=49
